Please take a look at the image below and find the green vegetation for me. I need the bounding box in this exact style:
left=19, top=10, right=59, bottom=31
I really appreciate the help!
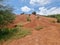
left=15, top=27, right=31, bottom=38
left=47, top=14, right=60, bottom=23
left=32, top=11, right=36, bottom=15
left=0, top=0, right=15, bottom=28
left=0, top=0, right=31, bottom=42
left=0, top=27, right=31, bottom=41
left=0, top=27, right=18, bottom=41
left=16, top=22, right=24, bottom=27
left=0, top=10, right=15, bottom=28
left=21, top=12, right=24, bottom=15
left=0, top=20, right=31, bottom=41
left=35, top=26, right=43, bottom=30
left=48, top=14, right=60, bottom=18
left=57, top=18, right=60, bottom=23
left=26, top=16, right=31, bottom=22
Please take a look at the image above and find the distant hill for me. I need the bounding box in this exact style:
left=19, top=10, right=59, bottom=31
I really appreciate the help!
left=46, top=14, right=60, bottom=18
left=46, top=14, right=60, bottom=23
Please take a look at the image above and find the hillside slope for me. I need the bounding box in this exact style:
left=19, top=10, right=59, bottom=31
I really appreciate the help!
left=3, top=14, right=60, bottom=45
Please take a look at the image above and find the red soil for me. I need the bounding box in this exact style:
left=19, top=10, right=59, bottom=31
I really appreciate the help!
left=1, top=14, right=60, bottom=45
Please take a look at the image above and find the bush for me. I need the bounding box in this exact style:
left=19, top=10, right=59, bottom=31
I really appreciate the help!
left=0, top=27, right=31, bottom=41
left=21, top=12, right=24, bottom=15
left=0, top=28, right=18, bottom=41
left=32, top=11, right=36, bottom=15
left=16, top=27, right=31, bottom=38
left=0, top=9, right=15, bottom=28
left=0, top=1, right=15, bottom=28
left=57, top=18, right=60, bottom=23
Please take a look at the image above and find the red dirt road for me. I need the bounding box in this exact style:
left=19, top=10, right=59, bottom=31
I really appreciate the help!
left=2, top=15, right=60, bottom=45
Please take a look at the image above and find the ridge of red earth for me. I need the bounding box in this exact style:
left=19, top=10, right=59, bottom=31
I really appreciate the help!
left=3, top=14, right=60, bottom=45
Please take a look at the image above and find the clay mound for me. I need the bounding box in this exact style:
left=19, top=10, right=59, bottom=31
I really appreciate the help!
left=14, top=14, right=27, bottom=23
left=7, top=14, right=27, bottom=28
left=8, top=14, right=58, bottom=28
left=23, top=15, right=57, bottom=28
left=4, top=14, right=60, bottom=45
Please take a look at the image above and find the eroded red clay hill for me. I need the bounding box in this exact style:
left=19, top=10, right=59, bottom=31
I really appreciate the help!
left=3, top=14, right=60, bottom=45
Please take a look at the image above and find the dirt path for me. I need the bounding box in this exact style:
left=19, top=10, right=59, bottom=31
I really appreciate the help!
left=2, top=25, right=60, bottom=45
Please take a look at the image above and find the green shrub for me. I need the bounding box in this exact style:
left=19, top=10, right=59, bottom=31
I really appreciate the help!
left=57, top=18, right=60, bottom=23
left=0, top=10, right=15, bottom=27
left=15, top=27, right=31, bottom=38
left=0, top=27, right=31, bottom=41
left=0, top=1, right=15, bottom=28
left=32, top=11, right=36, bottom=15
left=0, top=28, right=18, bottom=41
left=21, top=12, right=24, bottom=15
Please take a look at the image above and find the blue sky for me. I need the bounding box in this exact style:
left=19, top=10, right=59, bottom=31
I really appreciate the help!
left=3, top=0, right=60, bottom=15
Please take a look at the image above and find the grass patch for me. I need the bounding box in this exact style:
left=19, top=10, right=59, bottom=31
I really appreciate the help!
left=26, top=16, right=31, bottom=22
left=0, top=28, right=18, bottom=41
left=0, top=27, right=31, bottom=41
left=35, top=26, right=43, bottom=30
left=16, top=22, right=24, bottom=27
left=51, top=20, right=56, bottom=23
left=14, top=27, right=31, bottom=38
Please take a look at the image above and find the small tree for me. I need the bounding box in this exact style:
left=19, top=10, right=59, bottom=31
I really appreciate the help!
left=21, top=12, right=24, bottom=15
left=32, top=11, right=36, bottom=15
left=0, top=9, right=15, bottom=28
left=0, top=1, right=15, bottom=28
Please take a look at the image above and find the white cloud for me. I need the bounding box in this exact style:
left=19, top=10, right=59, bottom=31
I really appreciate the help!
left=21, top=6, right=31, bottom=12
left=37, top=7, right=60, bottom=15
left=30, top=0, right=51, bottom=6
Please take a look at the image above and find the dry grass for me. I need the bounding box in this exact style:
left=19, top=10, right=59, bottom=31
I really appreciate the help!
left=35, top=26, right=43, bottom=30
